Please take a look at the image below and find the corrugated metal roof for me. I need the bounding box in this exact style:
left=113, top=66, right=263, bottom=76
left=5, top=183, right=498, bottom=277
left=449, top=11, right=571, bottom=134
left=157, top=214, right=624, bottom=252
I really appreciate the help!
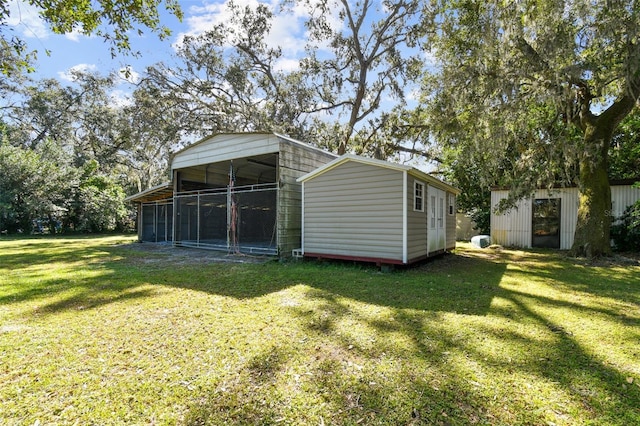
left=169, top=132, right=336, bottom=169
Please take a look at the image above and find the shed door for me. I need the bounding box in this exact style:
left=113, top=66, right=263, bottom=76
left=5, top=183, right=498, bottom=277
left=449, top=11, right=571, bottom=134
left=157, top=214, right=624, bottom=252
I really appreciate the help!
left=428, top=186, right=446, bottom=253
left=532, top=198, right=561, bottom=249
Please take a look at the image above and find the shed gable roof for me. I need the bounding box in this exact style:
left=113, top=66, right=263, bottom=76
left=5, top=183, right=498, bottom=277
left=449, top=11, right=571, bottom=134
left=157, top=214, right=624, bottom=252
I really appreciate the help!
left=298, top=154, right=460, bottom=194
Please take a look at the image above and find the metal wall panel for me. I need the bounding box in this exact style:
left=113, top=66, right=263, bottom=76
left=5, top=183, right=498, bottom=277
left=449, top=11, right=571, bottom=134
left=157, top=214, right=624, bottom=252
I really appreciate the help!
left=611, top=185, right=640, bottom=221
left=554, top=189, right=579, bottom=250
left=277, top=140, right=346, bottom=256
left=490, top=190, right=531, bottom=247
left=492, top=185, right=640, bottom=250
left=172, top=134, right=281, bottom=170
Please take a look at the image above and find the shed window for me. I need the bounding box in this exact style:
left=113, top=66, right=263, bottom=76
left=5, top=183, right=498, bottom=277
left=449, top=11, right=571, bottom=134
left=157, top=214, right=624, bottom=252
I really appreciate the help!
left=414, top=181, right=425, bottom=212
left=448, top=194, right=455, bottom=215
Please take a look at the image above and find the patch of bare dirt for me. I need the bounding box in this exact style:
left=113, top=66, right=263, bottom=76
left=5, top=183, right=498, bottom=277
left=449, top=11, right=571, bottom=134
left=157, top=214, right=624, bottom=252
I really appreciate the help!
left=116, top=242, right=274, bottom=265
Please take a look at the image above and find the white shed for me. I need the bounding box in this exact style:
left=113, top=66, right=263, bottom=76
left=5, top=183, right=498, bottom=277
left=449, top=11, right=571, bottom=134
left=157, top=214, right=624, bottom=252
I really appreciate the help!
left=490, top=183, right=640, bottom=249
left=298, top=154, right=461, bottom=265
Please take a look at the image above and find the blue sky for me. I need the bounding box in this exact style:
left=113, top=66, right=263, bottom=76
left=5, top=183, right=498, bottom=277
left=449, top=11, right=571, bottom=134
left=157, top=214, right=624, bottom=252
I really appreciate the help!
left=9, top=0, right=177, bottom=80
left=8, top=0, right=329, bottom=87
left=8, top=0, right=426, bottom=106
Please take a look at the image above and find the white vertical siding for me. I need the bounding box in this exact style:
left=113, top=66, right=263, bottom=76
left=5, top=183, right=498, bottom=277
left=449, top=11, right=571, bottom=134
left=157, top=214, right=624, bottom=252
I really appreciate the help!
left=303, top=161, right=405, bottom=262
left=491, top=185, right=640, bottom=249
left=491, top=191, right=529, bottom=248
left=491, top=189, right=577, bottom=249
left=557, top=189, right=579, bottom=250
left=611, top=185, right=640, bottom=221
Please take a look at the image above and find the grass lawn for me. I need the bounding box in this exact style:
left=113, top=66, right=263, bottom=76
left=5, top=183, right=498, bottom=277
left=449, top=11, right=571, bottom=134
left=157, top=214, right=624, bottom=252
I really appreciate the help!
left=1, top=235, right=639, bottom=425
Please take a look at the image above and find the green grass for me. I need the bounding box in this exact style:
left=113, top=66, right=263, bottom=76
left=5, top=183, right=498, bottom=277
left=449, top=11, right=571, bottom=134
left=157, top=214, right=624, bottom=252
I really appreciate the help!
left=1, top=235, right=639, bottom=425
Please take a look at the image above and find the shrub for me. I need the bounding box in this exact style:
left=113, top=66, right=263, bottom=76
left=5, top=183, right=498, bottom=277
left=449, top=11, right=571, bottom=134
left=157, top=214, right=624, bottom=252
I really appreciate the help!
left=611, top=199, right=640, bottom=252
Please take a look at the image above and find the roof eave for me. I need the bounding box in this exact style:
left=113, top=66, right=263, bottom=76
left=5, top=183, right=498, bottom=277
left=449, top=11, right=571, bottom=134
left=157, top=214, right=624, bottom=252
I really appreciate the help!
left=124, top=182, right=173, bottom=203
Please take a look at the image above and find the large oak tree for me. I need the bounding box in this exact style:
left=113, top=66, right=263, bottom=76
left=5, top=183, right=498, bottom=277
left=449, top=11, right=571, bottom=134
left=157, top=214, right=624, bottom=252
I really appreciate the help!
left=142, top=0, right=425, bottom=155
left=424, top=0, right=640, bottom=257
left=295, top=0, right=424, bottom=155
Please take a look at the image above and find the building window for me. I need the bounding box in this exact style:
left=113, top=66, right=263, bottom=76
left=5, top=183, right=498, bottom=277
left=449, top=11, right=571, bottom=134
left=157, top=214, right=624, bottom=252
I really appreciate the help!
left=414, top=181, right=424, bottom=211
left=448, top=194, right=455, bottom=215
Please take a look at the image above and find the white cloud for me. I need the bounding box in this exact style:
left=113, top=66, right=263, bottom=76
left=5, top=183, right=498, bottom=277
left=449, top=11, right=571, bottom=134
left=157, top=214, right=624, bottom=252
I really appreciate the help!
left=273, top=58, right=300, bottom=72
left=64, top=29, right=85, bottom=42
left=174, top=0, right=343, bottom=56
left=57, top=63, right=98, bottom=81
left=422, top=48, right=440, bottom=71
left=7, top=0, right=50, bottom=39
left=406, top=86, right=420, bottom=102
left=173, top=0, right=235, bottom=49
left=109, top=89, right=134, bottom=108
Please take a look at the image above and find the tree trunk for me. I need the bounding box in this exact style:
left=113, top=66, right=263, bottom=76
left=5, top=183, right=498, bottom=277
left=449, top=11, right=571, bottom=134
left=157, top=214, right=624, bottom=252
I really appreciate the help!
left=571, top=125, right=612, bottom=258
left=338, top=140, right=347, bottom=155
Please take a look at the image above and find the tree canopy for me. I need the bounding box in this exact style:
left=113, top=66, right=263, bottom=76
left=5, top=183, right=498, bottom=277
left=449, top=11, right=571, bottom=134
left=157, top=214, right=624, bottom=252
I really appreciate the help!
left=422, top=0, right=640, bottom=257
left=140, top=0, right=425, bottom=156
left=0, top=71, right=173, bottom=234
left=1, top=0, right=182, bottom=76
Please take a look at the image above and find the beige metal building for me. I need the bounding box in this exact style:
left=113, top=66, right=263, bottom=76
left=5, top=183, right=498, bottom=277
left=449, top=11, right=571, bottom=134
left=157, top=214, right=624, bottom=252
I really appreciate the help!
left=298, top=155, right=461, bottom=265
left=126, top=132, right=336, bottom=255
left=490, top=183, right=640, bottom=249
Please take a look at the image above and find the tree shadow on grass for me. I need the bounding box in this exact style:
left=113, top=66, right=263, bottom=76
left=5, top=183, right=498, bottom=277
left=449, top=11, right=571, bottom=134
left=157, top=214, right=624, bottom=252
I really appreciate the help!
left=0, top=235, right=131, bottom=269
left=179, top=247, right=639, bottom=425
left=260, top=248, right=640, bottom=425
left=2, top=237, right=505, bottom=318
left=184, top=345, right=292, bottom=425
left=1, top=237, right=156, bottom=315
left=176, top=253, right=513, bottom=425
left=501, top=294, right=640, bottom=424
left=4, top=238, right=639, bottom=424
left=491, top=247, right=640, bottom=304
left=33, top=287, right=156, bottom=315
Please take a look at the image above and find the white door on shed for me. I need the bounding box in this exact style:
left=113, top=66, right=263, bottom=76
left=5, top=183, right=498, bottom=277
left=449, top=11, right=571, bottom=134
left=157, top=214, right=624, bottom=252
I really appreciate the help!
left=428, top=186, right=446, bottom=253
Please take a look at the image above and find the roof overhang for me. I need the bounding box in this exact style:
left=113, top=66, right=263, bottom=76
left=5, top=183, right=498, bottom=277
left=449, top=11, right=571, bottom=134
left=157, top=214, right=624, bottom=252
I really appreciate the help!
left=490, top=179, right=640, bottom=191
left=124, top=182, right=174, bottom=203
